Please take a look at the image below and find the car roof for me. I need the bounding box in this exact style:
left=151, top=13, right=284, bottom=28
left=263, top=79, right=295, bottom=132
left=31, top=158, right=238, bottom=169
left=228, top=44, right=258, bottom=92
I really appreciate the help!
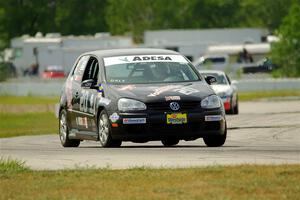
left=83, top=48, right=180, bottom=58
left=198, top=70, right=226, bottom=75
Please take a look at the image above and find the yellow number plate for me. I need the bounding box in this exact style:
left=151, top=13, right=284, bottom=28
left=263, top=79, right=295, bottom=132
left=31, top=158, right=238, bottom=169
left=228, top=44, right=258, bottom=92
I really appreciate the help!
left=166, top=113, right=187, bottom=124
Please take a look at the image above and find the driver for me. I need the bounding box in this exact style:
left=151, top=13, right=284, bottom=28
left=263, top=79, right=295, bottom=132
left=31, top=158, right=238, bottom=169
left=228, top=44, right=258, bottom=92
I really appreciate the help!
left=152, top=63, right=169, bottom=81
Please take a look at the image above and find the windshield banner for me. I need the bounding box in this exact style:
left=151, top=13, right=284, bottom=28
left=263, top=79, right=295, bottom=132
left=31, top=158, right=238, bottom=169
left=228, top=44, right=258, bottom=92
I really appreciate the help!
left=104, top=55, right=188, bottom=66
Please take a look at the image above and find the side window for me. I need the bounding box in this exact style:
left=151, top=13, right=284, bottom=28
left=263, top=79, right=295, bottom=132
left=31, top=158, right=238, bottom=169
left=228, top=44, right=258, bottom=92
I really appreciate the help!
left=82, top=57, right=99, bottom=83
left=73, top=56, right=89, bottom=82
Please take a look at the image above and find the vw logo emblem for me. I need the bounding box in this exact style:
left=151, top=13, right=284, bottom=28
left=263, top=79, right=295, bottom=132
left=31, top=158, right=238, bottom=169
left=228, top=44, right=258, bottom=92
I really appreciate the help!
left=170, top=102, right=180, bottom=111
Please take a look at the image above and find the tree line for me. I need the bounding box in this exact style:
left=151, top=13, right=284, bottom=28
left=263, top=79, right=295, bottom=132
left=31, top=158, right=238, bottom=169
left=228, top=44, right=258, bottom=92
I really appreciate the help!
left=0, top=0, right=299, bottom=76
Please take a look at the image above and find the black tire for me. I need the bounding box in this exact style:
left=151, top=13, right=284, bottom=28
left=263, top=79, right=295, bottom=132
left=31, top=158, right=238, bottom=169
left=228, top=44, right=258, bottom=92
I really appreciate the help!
left=161, top=139, right=179, bottom=147
left=98, top=110, right=122, bottom=148
left=59, top=110, right=80, bottom=147
left=203, top=125, right=227, bottom=147
left=227, top=96, right=238, bottom=115
left=233, top=98, right=239, bottom=114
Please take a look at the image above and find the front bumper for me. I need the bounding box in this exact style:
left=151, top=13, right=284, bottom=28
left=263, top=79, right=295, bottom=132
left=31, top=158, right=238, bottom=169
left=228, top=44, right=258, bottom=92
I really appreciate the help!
left=107, top=109, right=226, bottom=141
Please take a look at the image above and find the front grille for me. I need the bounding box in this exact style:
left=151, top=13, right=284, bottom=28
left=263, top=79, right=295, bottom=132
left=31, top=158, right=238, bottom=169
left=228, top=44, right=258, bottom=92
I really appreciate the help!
left=147, top=101, right=200, bottom=111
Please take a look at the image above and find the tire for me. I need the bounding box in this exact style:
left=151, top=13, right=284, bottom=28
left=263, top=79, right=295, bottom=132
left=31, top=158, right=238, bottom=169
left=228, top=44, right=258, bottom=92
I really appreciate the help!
left=227, top=96, right=238, bottom=115
left=59, top=110, right=80, bottom=147
left=203, top=124, right=227, bottom=147
left=161, top=139, right=179, bottom=147
left=98, top=110, right=122, bottom=147
left=233, top=98, right=239, bottom=114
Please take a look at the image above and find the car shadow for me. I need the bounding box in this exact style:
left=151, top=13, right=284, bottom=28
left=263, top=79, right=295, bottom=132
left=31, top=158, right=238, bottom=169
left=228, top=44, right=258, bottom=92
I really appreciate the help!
left=78, top=145, right=240, bottom=149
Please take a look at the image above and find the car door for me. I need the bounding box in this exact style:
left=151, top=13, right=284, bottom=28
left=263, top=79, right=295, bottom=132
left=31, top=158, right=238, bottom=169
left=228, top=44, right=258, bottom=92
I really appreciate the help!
left=77, top=56, right=100, bottom=133
left=68, top=55, right=90, bottom=130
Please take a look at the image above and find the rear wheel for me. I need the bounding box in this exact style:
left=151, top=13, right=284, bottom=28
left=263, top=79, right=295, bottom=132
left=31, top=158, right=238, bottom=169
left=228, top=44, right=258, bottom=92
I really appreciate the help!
left=233, top=98, right=239, bottom=114
left=203, top=125, right=227, bottom=147
left=227, top=96, right=238, bottom=115
left=161, top=139, right=179, bottom=147
left=59, top=110, right=80, bottom=147
left=98, top=110, right=122, bottom=147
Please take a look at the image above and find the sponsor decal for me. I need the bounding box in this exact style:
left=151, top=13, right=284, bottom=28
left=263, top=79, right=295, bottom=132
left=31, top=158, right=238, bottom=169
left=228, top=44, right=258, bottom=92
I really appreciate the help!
left=119, top=85, right=136, bottom=91
left=109, top=113, right=120, bottom=123
left=89, top=94, right=96, bottom=114
left=205, top=115, right=223, bottom=122
left=149, top=86, right=199, bottom=97
left=104, top=55, right=188, bottom=66
left=123, top=118, right=146, bottom=124
left=76, top=117, right=88, bottom=128
left=80, top=90, right=89, bottom=112
left=148, top=85, right=181, bottom=97
left=66, top=79, right=73, bottom=109
left=165, top=96, right=181, bottom=101
left=173, top=87, right=199, bottom=95
left=167, top=113, right=187, bottom=124
left=99, top=97, right=111, bottom=106
left=132, top=56, right=172, bottom=61
left=98, top=84, right=104, bottom=93
left=97, top=93, right=103, bottom=98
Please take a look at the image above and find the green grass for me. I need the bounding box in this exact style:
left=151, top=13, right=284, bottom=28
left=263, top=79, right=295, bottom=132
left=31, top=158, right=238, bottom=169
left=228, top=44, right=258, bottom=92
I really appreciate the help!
left=0, top=96, right=59, bottom=105
left=0, top=160, right=299, bottom=200
left=0, top=158, right=30, bottom=174
left=0, top=112, right=57, bottom=138
left=239, top=90, right=300, bottom=101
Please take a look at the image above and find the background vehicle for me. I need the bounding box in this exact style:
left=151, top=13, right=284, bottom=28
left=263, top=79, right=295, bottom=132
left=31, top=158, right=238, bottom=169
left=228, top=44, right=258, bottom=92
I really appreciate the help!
left=58, top=48, right=227, bottom=148
left=193, top=54, right=230, bottom=70
left=243, top=58, right=278, bottom=73
left=42, top=65, right=65, bottom=79
left=199, top=70, right=238, bottom=114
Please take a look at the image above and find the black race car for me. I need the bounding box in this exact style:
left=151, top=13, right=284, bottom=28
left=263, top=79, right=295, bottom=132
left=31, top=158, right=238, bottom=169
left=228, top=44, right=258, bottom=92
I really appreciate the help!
left=58, top=48, right=227, bottom=148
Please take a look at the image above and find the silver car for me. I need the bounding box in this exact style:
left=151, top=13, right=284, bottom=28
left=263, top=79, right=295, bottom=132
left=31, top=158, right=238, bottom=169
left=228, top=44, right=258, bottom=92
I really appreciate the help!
left=199, top=70, right=238, bottom=114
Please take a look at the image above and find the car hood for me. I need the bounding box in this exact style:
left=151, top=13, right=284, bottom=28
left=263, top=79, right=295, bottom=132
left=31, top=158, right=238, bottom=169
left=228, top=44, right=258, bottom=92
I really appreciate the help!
left=210, top=84, right=232, bottom=95
left=104, top=81, right=215, bottom=103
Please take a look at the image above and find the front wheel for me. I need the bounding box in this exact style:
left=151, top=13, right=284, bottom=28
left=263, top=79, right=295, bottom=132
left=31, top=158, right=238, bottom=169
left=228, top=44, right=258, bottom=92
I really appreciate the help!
left=203, top=126, right=227, bottom=147
left=98, top=110, right=122, bottom=147
left=59, top=110, right=80, bottom=147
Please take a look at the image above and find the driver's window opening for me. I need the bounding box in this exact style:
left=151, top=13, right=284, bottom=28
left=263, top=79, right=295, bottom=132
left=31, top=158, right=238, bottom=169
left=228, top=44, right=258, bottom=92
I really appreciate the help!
left=82, top=58, right=99, bottom=83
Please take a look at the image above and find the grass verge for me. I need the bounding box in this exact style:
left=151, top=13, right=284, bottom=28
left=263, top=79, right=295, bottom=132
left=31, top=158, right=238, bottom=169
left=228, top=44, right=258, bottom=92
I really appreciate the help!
left=0, top=158, right=30, bottom=174
left=0, top=112, right=57, bottom=138
left=239, top=90, right=300, bottom=101
left=0, top=96, right=59, bottom=105
left=0, top=161, right=299, bottom=200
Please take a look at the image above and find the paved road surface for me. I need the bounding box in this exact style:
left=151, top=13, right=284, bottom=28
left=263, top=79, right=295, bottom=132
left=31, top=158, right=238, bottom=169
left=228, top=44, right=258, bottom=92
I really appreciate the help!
left=1, top=100, right=300, bottom=170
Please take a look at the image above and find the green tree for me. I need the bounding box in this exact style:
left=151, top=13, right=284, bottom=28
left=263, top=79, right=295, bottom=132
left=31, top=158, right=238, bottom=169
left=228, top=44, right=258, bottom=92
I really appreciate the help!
left=271, top=3, right=300, bottom=77
left=0, top=0, right=108, bottom=49
left=0, top=0, right=54, bottom=47
left=55, top=0, right=107, bottom=35
left=105, top=0, right=155, bottom=42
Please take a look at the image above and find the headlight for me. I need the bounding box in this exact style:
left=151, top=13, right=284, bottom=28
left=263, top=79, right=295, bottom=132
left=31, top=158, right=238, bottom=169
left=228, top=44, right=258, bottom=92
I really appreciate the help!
left=201, top=95, right=221, bottom=109
left=118, top=98, right=147, bottom=111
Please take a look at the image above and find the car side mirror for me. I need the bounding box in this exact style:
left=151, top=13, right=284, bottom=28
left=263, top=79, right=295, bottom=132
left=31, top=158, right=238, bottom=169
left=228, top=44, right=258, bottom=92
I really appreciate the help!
left=205, top=75, right=217, bottom=85
left=81, top=79, right=98, bottom=89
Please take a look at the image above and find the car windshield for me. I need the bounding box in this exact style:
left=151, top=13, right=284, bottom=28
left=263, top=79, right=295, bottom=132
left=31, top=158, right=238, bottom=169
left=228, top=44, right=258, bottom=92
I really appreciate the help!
left=201, top=73, right=228, bottom=85
left=105, top=62, right=200, bottom=84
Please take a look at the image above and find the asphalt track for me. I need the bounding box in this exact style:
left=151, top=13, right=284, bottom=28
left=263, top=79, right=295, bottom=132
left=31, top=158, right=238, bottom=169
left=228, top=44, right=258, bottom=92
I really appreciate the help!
left=1, top=100, right=300, bottom=170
